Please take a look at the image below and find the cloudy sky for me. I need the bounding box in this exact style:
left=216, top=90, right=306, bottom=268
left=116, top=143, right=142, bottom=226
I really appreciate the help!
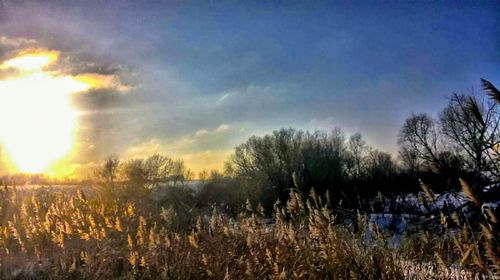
left=0, top=1, right=499, bottom=176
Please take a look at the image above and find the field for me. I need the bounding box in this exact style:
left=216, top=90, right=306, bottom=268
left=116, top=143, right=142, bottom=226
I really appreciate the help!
left=0, top=181, right=497, bottom=279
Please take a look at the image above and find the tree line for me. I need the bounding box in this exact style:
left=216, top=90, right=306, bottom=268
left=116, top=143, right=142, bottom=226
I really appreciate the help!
left=95, top=79, right=499, bottom=214
left=225, top=78, right=500, bottom=210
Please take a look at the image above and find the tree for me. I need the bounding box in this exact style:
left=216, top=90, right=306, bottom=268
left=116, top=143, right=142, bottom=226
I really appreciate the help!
left=231, top=128, right=303, bottom=193
left=230, top=128, right=349, bottom=202
left=362, top=150, right=399, bottom=194
left=198, top=169, right=209, bottom=181
left=170, top=159, right=190, bottom=186
left=398, top=79, right=500, bottom=192
left=365, top=150, right=397, bottom=180
left=398, top=113, right=443, bottom=171
left=299, top=129, right=348, bottom=195
left=399, top=146, right=420, bottom=173
left=143, top=154, right=175, bottom=186
left=439, top=93, right=500, bottom=184
left=121, top=158, right=147, bottom=185
left=97, top=155, right=120, bottom=185
left=348, top=133, right=368, bottom=179
left=120, top=154, right=192, bottom=187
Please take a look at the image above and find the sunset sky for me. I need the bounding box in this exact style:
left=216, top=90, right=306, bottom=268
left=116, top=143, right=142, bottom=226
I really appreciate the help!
left=0, top=1, right=498, bottom=177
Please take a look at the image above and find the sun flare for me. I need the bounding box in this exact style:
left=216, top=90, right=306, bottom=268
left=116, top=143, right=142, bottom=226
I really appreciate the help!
left=0, top=50, right=92, bottom=173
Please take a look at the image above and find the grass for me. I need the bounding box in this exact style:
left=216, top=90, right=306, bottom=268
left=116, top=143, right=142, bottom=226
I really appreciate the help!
left=0, top=183, right=498, bottom=279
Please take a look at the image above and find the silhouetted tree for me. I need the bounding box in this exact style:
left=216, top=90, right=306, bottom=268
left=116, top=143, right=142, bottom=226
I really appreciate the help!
left=230, top=128, right=350, bottom=203
left=118, top=154, right=192, bottom=188
left=97, top=155, right=120, bottom=185
left=398, top=113, right=443, bottom=172
left=143, top=154, right=175, bottom=185
left=399, top=146, right=420, bottom=174
left=348, top=132, right=368, bottom=179
left=198, top=169, right=209, bottom=181
left=439, top=93, right=499, bottom=184
left=121, top=158, right=147, bottom=185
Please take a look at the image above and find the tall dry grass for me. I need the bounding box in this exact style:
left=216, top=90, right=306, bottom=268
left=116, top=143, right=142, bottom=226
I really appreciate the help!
left=0, top=184, right=497, bottom=279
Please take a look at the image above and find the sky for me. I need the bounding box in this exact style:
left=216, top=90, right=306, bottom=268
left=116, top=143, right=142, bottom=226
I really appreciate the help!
left=0, top=1, right=499, bottom=176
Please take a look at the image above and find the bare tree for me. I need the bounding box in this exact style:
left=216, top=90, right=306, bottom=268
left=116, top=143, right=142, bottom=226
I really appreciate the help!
left=348, top=133, right=368, bottom=179
left=398, top=113, right=442, bottom=171
left=399, top=146, right=420, bottom=173
left=119, top=154, right=193, bottom=187
left=439, top=93, right=500, bottom=181
left=96, top=155, right=120, bottom=185
left=121, top=158, right=147, bottom=185
left=170, top=159, right=189, bottom=186
left=144, top=154, right=175, bottom=185
left=230, top=128, right=349, bottom=202
left=365, top=150, right=397, bottom=181
left=198, top=169, right=209, bottom=181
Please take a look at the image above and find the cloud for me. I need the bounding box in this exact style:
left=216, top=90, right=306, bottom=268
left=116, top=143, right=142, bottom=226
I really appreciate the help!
left=63, top=60, right=123, bottom=76
left=195, top=124, right=231, bottom=136
left=181, top=149, right=233, bottom=173
left=215, top=123, right=230, bottom=132
left=203, top=84, right=300, bottom=125
left=161, top=123, right=237, bottom=155
left=195, top=129, right=209, bottom=136
left=216, top=92, right=233, bottom=104
left=0, top=38, right=130, bottom=92
left=0, top=36, right=39, bottom=62
left=75, top=74, right=131, bottom=93
left=0, top=36, right=36, bottom=49
left=123, top=138, right=163, bottom=159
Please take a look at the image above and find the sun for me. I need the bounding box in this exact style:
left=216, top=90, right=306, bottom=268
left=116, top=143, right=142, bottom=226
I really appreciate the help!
left=0, top=50, right=93, bottom=173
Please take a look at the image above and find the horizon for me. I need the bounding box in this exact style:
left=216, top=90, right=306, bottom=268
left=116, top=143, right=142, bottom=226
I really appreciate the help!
left=0, top=1, right=499, bottom=178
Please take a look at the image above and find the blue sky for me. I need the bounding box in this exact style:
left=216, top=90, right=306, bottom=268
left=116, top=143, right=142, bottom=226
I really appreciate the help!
left=0, top=1, right=499, bottom=172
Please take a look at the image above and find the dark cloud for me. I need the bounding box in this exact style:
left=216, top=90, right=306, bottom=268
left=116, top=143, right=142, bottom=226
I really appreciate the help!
left=57, top=55, right=124, bottom=76
left=0, top=36, right=37, bottom=60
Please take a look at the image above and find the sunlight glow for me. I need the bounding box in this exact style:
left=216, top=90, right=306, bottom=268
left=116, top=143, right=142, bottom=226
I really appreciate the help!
left=0, top=50, right=59, bottom=72
left=0, top=51, right=92, bottom=173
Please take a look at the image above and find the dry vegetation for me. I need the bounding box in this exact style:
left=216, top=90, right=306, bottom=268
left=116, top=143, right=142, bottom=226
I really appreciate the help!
left=0, top=181, right=497, bottom=279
